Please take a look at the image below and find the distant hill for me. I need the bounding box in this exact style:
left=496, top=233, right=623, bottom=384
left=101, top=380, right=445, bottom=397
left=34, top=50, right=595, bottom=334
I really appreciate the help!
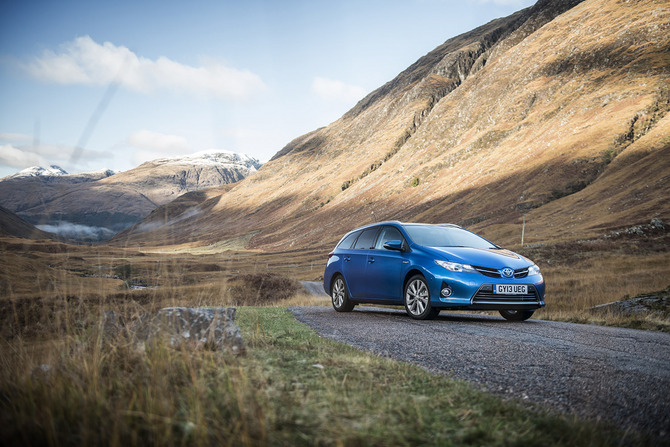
left=113, top=0, right=669, bottom=251
left=0, top=151, right=261, bottom=242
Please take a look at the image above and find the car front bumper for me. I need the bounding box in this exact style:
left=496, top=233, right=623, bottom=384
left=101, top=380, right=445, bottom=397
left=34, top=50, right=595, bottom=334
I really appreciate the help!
left=426, top=271, right=546, bottom=310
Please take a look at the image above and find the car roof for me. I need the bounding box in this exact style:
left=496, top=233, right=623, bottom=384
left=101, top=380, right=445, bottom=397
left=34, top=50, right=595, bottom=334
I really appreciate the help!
left=347, top=221, right=462, bottom=233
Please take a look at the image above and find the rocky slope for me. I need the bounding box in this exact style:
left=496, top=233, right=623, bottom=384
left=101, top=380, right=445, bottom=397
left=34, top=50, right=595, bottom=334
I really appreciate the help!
left=111, top=0, right=669, bottom=251
left=0, top=151, right=261, bottom=241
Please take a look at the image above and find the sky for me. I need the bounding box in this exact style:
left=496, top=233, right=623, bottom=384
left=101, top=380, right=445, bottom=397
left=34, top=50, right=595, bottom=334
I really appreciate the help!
left=0, top=0, right=535, bottom=177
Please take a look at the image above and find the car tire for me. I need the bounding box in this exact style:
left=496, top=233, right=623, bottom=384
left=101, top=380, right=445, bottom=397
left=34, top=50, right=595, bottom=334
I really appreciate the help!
left=404, top=275, right=438, bottom=320
left=331, top=275, right=355, bottom=312
left=499, top=309, right=535, bottom=321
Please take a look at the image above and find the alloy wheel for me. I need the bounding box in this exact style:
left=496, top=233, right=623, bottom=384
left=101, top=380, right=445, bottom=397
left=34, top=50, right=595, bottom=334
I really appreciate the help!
left=332, top=278, right=345, bottom=308
left=406, top=278, right=429, bottom=316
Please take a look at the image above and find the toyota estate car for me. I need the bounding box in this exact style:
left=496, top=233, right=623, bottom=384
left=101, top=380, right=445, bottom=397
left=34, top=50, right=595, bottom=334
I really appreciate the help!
left=323, top=222, right=545, bottom=320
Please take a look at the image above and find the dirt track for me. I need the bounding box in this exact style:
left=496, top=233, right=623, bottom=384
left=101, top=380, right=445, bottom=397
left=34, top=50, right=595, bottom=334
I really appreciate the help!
left=290, top=306, right=670, bottom=440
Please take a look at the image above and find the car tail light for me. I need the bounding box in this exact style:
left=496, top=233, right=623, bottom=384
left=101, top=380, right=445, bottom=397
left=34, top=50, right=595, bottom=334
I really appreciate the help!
left=328, top=252, right=334, bottom=259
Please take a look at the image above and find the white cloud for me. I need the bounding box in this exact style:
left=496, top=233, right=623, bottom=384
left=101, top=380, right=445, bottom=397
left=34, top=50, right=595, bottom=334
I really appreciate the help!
left=0, top=144, right=46, bottom=168
left=127, top=130, right=190, bottom=153
left=127, top=130, right=195, bottom=166
left=20, top=36, right=266, bottom=101
left=36, top=222, right=116, bottom=240
left=311, top=77, right=368, bottom=103
left=0, top=133, right=32, bottom=144
left=0, top=133, right=112, bottom=173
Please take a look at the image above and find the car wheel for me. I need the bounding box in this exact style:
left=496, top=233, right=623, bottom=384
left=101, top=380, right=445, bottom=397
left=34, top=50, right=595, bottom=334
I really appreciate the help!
left=331, top=275, right=355, bottom=312
left=404, top=275, right=438, bottom=320
left=499, top=309, right=535, bottom=321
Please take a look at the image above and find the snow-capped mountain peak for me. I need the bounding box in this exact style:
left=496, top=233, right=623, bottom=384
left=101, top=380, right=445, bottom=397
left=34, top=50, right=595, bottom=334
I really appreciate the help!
left=10, top=165, right=68, bottom=178
left=148, top=150, right=263, bottom=171
left=3, top=165, right=120, bottom=181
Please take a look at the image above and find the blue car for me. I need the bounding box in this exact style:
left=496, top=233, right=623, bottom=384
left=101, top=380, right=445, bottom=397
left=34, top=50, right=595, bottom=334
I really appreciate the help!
left=323, top=222, right=545, bottom=321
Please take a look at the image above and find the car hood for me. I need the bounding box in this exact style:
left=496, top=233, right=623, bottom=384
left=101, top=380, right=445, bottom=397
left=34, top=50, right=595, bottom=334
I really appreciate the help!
left=425, top=246, right=532, bottom=269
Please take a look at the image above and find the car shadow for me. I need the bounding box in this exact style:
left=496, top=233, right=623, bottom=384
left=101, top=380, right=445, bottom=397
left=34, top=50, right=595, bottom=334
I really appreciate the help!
left=352, top=306, right=518, bottom=324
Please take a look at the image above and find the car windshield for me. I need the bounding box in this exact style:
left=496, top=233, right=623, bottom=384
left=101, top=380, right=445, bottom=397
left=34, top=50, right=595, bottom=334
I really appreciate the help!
left=402, top=225, right=496, bottom=249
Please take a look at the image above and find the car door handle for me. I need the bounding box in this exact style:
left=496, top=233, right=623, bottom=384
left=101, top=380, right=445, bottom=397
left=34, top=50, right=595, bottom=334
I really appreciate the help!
left=344, top=256, right=351, bottom=262
left=368, top=257, right=375, bottom=264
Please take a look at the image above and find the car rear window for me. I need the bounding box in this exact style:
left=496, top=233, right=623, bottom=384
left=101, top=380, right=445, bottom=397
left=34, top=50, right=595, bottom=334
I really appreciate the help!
left=337, top=231, right=360, bottom=249
left=353, top=228, right=379, bottom=249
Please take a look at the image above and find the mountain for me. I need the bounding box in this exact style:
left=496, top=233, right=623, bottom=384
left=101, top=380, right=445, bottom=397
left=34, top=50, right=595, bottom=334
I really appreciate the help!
left=102, top=150, right=262, bottom=205
left=113, top=0, right=669, bottom=252
left=0, top=151, right=261, bottom=241
left=0, top=206, right=57, bottom=240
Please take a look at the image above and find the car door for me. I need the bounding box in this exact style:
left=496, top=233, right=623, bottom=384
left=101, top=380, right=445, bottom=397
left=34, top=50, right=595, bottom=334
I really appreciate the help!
left=363, top=226, right=408, bottom=301
left=343, top=227, right=380, bottom=299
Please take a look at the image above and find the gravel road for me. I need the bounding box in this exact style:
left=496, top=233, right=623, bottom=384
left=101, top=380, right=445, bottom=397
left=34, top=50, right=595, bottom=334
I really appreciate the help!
left=290, top=306, right=670, bottom=439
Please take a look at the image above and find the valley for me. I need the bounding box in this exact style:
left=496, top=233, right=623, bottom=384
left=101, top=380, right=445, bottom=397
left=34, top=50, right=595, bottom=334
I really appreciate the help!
left=0, top=151, right=262, bottom=241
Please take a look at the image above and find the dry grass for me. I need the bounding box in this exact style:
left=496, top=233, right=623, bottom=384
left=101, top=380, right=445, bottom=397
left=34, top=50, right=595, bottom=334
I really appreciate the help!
left=541, top=253, right=670, bottom=312
left=517, top=233, right=670, bottom=330
left=274, top=292, right=327, bottom=308
left=0, top=237, right=331, bottom=341
left=0, top=305, right=647, bottom=446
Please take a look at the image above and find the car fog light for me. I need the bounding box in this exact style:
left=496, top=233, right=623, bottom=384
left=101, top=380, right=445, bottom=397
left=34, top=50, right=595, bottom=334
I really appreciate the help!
left=441, top=286, right=453, bottom=298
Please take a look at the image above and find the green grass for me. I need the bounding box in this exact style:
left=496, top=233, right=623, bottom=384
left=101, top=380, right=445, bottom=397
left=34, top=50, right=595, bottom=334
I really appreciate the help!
left=0, top=307, right=651, bottom=446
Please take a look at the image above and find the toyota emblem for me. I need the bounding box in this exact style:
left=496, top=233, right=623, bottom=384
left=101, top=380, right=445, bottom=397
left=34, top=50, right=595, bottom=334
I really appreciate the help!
left=501, top=267, right=514, bottom=278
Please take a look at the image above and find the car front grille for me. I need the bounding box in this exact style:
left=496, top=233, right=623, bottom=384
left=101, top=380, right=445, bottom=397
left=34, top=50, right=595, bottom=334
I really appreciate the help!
left=473, top=266, right=529, bottom=279
left=472, top=284, right=539, bottom=303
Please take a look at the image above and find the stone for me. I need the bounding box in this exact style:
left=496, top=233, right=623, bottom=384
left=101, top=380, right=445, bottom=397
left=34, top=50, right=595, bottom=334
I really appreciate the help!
left=97, top=307, right=245, bottom=355
left=590, top=287, right=670, bottom=318
left=650, top=217, right=664, bottom=230
left=148, top=307, right=245, bottom=354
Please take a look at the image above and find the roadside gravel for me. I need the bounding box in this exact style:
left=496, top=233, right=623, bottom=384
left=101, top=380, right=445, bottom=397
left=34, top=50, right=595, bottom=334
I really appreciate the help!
left=300, top=281, right=329, bottom=298
left=290, top=306, right=670, bottom=440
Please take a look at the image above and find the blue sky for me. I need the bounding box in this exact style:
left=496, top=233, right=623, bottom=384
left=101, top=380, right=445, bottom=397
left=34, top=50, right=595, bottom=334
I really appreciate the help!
left=0, top=0, right=534, bottom=177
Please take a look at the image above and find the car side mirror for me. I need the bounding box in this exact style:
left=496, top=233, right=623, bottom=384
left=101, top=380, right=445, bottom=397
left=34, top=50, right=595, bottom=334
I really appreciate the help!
left=383, top=240, right=405, bottom=251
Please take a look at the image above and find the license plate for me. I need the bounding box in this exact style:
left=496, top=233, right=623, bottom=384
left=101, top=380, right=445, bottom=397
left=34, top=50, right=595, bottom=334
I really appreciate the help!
left=494, top=284, right=528, bottom=295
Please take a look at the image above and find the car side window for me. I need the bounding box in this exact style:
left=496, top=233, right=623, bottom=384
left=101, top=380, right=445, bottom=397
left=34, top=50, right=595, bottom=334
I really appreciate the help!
left=375, top=226, right=405, bottom=250
left=353, top=228, right=379, bottom=249
left=337, top=231, right=360, bottom=249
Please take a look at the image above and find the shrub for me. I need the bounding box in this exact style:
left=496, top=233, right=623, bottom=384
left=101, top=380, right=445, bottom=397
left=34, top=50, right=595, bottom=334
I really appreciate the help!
left=114, top=264, right=133, bottom=280
left=227, top=273, right=302, bottom=305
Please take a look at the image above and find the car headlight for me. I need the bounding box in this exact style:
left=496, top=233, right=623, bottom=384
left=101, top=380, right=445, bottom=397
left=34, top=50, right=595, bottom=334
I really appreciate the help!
left=435, top=260, right=476, bottom=273
left=528, top=264, right=541, bottom=276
